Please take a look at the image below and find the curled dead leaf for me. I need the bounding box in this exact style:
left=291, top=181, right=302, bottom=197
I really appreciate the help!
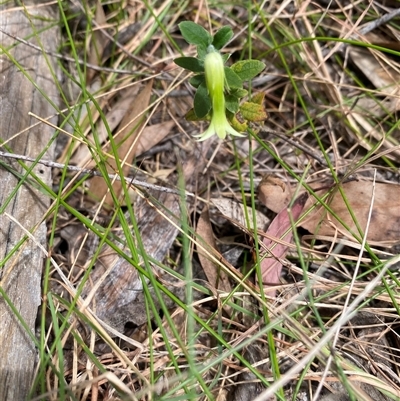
left=260, top=192, right=308, bottom=297
left=258, top=175, right=290, bottom=209
left=211, top=197, right=270, bottom=231
left=258, top=175, right=400, bottom=245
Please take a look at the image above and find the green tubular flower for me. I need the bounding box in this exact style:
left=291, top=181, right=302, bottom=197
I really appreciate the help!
left=195, top=46, right=244, bottom=141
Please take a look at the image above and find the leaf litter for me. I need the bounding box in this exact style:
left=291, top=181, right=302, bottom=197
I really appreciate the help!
left=258, top=174, right=400, bottom=245
left=45, top=2, right=400, bottom=401
left=260, top=192, right=309, bottom=297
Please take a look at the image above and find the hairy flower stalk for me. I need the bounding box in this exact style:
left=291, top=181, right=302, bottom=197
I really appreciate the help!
left=196, top=46, right=243, bottom=141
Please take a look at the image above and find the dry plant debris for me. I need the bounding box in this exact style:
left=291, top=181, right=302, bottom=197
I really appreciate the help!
left=258, top=175, right=400, bottom=245
left=259, top=192, right=309, bottom=297
left=18, top=1, right=400, bottom=400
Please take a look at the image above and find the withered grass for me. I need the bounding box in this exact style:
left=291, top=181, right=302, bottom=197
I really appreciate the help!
left=26, top=1, right=400, bottom=400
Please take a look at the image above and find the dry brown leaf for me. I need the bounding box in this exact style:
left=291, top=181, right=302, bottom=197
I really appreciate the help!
left=89, top=79, right=153, bottom=209
left=211, top=198, right=270, bottom=231
left=69, top=88, right=141, bottom=167
left=258, top=175, right=400, bottom=245
left=196, top=208, right=231, bottom=293
left=261, top=193, right=308, bottom=297
left=137, top=121, right=175, bottom=156
left=68, top=93, right=173, bottom=170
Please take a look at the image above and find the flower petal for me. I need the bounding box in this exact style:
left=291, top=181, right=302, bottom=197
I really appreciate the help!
left=194, top=46, right=246, bottom=141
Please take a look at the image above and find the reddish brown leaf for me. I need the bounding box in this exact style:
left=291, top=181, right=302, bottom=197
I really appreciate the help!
left=261, top=192, right=308, bottom=297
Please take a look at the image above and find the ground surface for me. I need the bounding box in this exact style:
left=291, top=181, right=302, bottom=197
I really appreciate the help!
left=3, top=1, right=400, bottom=400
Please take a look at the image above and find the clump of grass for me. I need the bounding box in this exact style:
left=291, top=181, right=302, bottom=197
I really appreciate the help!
left=3, top=1, right=400, bottom=400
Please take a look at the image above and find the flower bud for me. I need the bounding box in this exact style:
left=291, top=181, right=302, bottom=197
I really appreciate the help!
left=195, top=46, right=244, bottom=141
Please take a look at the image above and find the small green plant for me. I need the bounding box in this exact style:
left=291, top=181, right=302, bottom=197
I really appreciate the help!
left=174, top=21, right=267, bottom=141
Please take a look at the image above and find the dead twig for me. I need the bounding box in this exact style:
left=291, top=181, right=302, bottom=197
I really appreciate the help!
left=0, top=150, right=193, bottom=196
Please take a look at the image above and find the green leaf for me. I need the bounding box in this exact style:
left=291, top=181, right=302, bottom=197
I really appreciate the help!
left=194, top=82, right=211, bottom=118
left=196, top=43, right=207, bottom=60
left=185, top=108, right=210, bottom=121
left=231, top=60, right=266, bottom=81
left=174, top=57, right=204, bottom=72
left=179, top=21, right=212, bottom=47
left=224, top=67, right=243, bottom=89
left=240, top=101, right=268, bottom=122
left=212, top=26, right=233, bottom=50
left=189, top=74, right=205, bottom=88
left=230, top=87, right=248, bottom=98
left=225, top=94, right=240, bottom=113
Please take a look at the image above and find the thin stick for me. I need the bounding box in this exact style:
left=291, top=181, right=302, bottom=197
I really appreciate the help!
left=357, top=7, right=400, bottom=36
left=322, top=7, right=400, bottom=59
left=0, top=150, right=193, bottom=197
left=0, top=26, right=138, bottom=76
left=260, top=127, right=328, bottom=167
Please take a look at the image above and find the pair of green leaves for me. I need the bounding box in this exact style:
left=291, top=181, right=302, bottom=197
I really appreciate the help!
left=174, top=21, right=266, bottom=125
left=178, top=21, right=232, bottom=52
